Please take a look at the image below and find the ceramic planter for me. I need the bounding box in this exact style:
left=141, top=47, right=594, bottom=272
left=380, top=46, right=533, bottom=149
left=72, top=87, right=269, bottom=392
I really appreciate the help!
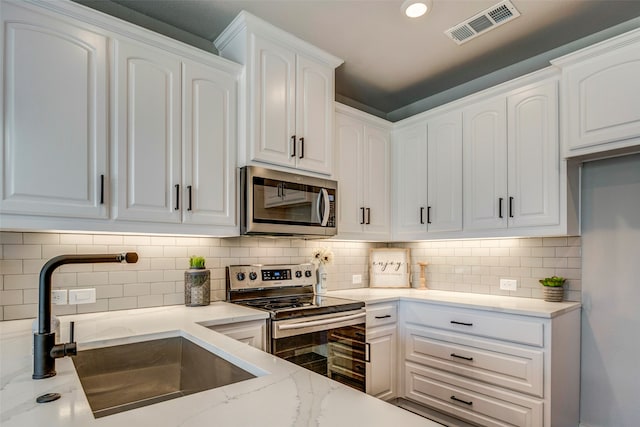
left=543, top=286, right=564, bottom=302
left=184, top=268, right=210, bottom=306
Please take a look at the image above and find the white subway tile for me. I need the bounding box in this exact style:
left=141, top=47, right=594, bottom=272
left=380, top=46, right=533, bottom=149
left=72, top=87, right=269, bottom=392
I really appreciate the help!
left=163, top=270, right=184, bottom=281
left=0, top=260, right=23, bottom=274
left=51, top=272, right=77, bottom=287
left=137, top=271, right=164, bottom=283
left=489, top=248, right=510, bottom=257
left=22, top=259, right=46, bottom=274
left=4, top=274, right=38, bottom=289
left=150, top=258, right=176, bottom=270
left=108, top=297, right=137, bottom=311
left=4, top=245, right=42, bottom=259
left=163, top=293, right=184, bottom=305
left=0, top=232, right=23, bottom=244
left=543, top=258, right=568, bottom=268
left=531, top=247, right=556, bottom=258
left=76, top=245, right=109, bottom=254
left=150, top=236, right=176, bottom=246
left=77, top=272, right=109, bottom=286
left=23, top=233, right=60, bottom=244
left=0, top=290, right=23, bottom=305
left=77, top=299, right=109, bottom=314
left=41, top=245, right=76, bottom=259
left=3, top=304, right=37, bottom=320
left=150, top=282, right=176, bottom=295
left=60, top=234, right=93, bottom=245
left=136, top=246, right=164, bottom=258
left=123, top=235, right=151, bottom=246
left=520, top=238, right=543, bottom=247
left=543, top=237, right=568, bottom=247
left=93, top=235, right=123, bottom=245
left=123, top=283, right=150, bottom=296
left=108, top=271, right=138, bottom=284
left=164, top=246, right=187, bottom=258
left=138, top=294, right=164, bottom=308
left=96, top=285, right=123, bottom=299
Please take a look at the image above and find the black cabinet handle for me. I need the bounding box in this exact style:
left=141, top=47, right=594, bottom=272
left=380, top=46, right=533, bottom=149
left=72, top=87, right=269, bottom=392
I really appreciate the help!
left=427, top=206, right=432, bottom=224
left=187, top=185, right=192, bottom=211
left=360, top=207, right=365, bottom=225
left=498, top=197, right=504, bottom=218
left=366, top=208, right=371, bottom=225
left=375, top=314, right=391, bottom=319
left=450, top=396, right=473, bottom=406
left=354, top=365, right=365, bottom=372
left=420, top=207, right=425, bottom=224
left=290, top=135, right=296, bottom=157
left=450, top=353, right=474, bottom=361
left=99, top=174, right=104, bottom=204
left=174, top=184, right=180, bottom=210
left=450, top=320, right=473, bottom=326
left=299, top=137, right=304, bottom=159
left=355, top=331, right=365, bottom=338
left=509, top=196, right=514, bottom=218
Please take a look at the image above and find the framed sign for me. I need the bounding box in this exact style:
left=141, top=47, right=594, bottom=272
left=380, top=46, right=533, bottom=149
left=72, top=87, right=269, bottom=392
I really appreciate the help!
left=369, top=248, right=411, bottom=288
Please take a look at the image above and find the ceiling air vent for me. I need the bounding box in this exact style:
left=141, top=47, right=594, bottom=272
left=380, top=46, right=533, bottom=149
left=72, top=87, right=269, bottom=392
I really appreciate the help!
left=445, top=0, right=521, bottom=45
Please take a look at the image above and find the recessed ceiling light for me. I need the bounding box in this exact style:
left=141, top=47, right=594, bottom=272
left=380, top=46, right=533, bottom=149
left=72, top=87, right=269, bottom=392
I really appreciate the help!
left=401, top=0, right=433, bottom=18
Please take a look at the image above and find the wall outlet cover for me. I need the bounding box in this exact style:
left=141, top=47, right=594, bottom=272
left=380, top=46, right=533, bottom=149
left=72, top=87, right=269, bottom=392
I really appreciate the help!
left=500, top=279, right=517, bottom=291
left=51, top=289, right=67, bottom=305
left=352, top=274, right=362, bottom=285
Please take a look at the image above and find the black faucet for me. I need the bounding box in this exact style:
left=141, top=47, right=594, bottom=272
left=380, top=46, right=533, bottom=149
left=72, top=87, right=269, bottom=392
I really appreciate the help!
left=33, top=252, right=138, bottom=380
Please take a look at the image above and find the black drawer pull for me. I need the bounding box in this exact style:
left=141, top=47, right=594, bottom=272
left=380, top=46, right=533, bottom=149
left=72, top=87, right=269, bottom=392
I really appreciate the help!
left=451, top=395, right=473, bottom=406
left=375, top=314, right=392, bottom=319
left=354, top=365, right=365, bottom=372
left=100, top=174, right=105, bottom=204
left=450, top=320, right=473, bottom=327
left=174, top=184, right=180, bottom=210
left=450, top=353, right=474, bottom=361
left=355, top=331, right=365, bottom=337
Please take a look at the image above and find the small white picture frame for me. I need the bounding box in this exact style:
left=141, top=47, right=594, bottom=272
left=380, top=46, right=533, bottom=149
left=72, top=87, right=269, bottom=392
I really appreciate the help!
left=369, top=248, right=411, bottom=288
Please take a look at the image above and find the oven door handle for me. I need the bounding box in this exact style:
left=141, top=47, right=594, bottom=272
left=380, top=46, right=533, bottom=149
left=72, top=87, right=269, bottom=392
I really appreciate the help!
left=277, top=312, right=365, bottom=330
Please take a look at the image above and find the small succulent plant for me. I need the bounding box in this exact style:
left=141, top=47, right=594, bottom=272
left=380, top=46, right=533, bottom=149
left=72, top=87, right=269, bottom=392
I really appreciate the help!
left=189, top=255, right=206, bottom=269
left=539, top=276, right=566, bottom=287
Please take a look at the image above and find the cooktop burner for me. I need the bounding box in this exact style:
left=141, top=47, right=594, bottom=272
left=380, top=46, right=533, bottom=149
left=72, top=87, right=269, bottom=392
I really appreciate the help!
left=237, top=294, right=364, bottom=320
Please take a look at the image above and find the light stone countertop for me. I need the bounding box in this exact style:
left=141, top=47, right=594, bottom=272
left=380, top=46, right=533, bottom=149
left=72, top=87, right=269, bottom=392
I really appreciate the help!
left=0, top=302, right=436, bottom=427
left=327, top=288, right=581, bottom=318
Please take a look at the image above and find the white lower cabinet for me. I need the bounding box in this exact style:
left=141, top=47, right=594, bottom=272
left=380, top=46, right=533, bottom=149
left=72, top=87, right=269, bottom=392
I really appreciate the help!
left=399, top=300, right=580, bottom=427
left=366, top=302, right=398, bottom=400
left=206, top=320, right=266, bottom=351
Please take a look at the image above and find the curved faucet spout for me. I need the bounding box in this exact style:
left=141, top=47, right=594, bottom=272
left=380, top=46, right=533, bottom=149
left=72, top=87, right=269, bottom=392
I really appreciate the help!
left=33, top=252, right=138, bottom=380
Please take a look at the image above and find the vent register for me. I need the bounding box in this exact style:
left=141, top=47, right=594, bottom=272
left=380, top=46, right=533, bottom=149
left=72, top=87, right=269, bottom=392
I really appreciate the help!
left=445, top=0, right=521, bottom=45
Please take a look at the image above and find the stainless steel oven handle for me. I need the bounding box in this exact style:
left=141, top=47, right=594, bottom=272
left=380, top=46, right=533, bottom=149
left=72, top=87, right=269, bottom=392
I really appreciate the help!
left=317, top=188, right=330, bottom=227
left=277, top=312, right=365, bottom=330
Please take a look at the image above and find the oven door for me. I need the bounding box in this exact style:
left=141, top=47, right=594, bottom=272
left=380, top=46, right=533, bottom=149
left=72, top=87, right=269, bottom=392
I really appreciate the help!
left=271, top=309, right=366, bottom=391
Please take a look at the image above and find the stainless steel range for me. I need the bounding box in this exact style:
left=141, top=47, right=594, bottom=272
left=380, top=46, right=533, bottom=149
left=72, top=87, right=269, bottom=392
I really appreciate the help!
left=226, top=263, right=367, bottom=391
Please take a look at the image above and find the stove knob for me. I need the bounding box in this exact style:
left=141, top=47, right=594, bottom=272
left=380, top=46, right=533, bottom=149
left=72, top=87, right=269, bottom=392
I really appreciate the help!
left=304, top=270, right=312, bottom=278
left=249, top=272, right=258, bottom=281
left=295, top=271, right=302, bottom=278
left=236, top=272, right=246, bottom=281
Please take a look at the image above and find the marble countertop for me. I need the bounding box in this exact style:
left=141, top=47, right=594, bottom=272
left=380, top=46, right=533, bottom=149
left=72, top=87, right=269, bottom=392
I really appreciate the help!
left=328, top=288, right=581, bottom=318
left=0, top=302, right=435, bottom=427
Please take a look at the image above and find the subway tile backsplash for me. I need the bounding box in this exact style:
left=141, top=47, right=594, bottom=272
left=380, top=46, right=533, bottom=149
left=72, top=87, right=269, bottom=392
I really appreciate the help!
left=0, top=232, right=581, bottom=321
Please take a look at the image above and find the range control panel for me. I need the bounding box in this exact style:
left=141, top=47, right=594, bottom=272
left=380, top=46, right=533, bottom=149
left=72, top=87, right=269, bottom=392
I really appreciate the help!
left=227, top=264, right=316, bottom=290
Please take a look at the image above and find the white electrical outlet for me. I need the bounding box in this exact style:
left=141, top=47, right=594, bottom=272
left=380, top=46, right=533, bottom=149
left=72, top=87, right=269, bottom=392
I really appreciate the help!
left=51, top=289, right=67, bottom=305
left=352, top=274, right=362, bottom=285
left=69, top=288, right=96, bottom=305
left=500, top=279, right=517, bottom=291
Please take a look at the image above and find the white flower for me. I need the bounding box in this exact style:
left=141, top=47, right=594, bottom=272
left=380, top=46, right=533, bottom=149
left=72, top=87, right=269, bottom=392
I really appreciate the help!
left=310, top=247, right=334, bottom=265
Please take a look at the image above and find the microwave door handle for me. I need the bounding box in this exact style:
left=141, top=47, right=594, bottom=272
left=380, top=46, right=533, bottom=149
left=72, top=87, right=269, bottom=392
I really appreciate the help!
left=317, top=188, right=330, bottom=227
left=277, top=312, right=365, bottom=330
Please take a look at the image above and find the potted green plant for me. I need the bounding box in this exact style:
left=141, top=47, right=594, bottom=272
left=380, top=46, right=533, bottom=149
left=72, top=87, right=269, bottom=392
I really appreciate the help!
left=184, top=255, right=210, bottom=306
left=539, top=276, right=566, bottom=302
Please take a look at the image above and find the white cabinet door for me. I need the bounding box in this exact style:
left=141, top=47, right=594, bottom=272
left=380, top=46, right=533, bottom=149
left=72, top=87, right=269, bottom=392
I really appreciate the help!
left=561, top=37, right=640, bottom=153
left=182, top=59, right=236, bottom=226
left=114, top=39, right=182, bottom=223
left=363, top=125, right=391, bottom=237
left=427, top=111, right=463, bottom=232
left=250, top=36, right=296, bottom=169
left=367, top=324, right=397, bottom=400
left=336, top=110, right=390, bottom=239
left=463, top=98, right=508, bottom=230
left=393, top=124, right=428, bottom=239
left=507, top=82, right=560, bottom=228
left=295, top=55, right=334, bottom=175
left=335, top=113, right=365, bottom=234
left=0, top=4, right=108, bottom=218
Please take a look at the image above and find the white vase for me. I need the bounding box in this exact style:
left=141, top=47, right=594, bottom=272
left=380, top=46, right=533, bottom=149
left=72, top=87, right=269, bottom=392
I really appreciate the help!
left=316, top=264, right=328, bottom=295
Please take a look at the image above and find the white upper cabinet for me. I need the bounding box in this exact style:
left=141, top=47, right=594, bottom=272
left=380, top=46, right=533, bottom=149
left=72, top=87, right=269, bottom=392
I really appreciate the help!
left=463, top=80, right=560, bottom=232
left=114, top=39, right=182, bottom=223
left=0, top=1, right=108, bottom=219
left=507, top=81, right=560, bottom=228
left=463, top=98, right=508, bottom=231
left=182, top=59, right=237, bottom=226
left=427, top=112, right=463, bottom=233
left=215, top=11, right=342, bottom=176
left=393, top=111, right=462, bottom=240
left=336, top=105, right=391, bottom=240
left=552, top=27, right=640, bottom=157
left=114, top=39, right=238, bottom=228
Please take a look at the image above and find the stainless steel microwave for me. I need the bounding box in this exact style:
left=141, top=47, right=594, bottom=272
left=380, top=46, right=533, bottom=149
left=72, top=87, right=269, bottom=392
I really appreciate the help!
left=240, top=166, right=337, bottom=237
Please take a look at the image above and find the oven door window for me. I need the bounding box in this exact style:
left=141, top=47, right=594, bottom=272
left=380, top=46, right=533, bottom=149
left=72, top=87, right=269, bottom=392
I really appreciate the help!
left=272, top=324, right=366, bottom=392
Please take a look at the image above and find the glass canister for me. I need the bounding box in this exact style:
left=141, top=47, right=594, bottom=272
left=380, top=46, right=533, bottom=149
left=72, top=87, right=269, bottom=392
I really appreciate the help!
left=184, top=268, right=210, bottom=306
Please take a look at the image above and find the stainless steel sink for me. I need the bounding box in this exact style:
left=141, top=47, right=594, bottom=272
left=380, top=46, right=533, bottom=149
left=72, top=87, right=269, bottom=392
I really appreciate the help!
left=72, top=336, right=256, bottom=418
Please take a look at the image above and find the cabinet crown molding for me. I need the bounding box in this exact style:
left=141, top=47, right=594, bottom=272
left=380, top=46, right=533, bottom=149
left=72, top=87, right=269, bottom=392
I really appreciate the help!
left=214, top=10, right=343, bottom=69
left=551, top=26, right=640, bottom=67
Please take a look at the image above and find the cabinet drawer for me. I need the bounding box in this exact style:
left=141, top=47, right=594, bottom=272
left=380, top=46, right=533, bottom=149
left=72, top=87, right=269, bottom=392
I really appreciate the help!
left=403, top=302, right=544, bottom=347
left=366, top=302, right=397, bottom=327
left=406, top=325, right=543, bottom=397
left=405, top=363, right=543, bottom=427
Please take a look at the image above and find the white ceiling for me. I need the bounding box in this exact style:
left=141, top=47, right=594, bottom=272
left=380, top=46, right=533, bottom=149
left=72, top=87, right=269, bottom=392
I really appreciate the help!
left=77, top=0, right=640, bottom=119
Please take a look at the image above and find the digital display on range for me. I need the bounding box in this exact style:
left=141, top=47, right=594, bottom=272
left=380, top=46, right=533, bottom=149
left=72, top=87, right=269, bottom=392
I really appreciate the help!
left=262, top=269, right=291, bottom=281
